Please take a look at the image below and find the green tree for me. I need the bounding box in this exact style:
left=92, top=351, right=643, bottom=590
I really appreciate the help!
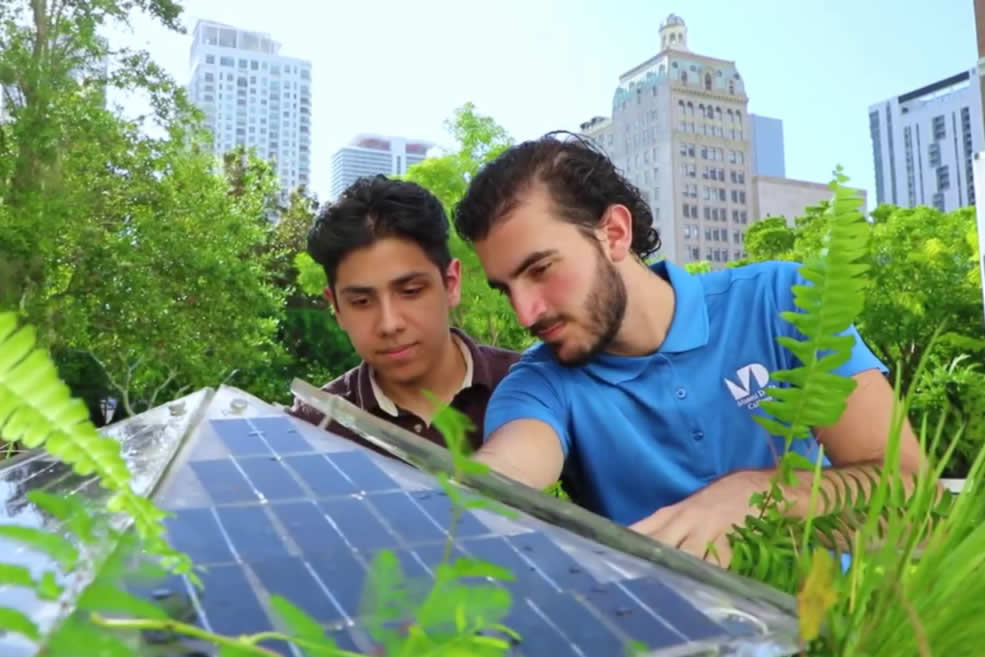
left=402, top=103, right=533, bottom=351
left=740, top=198, right=985, bottom=474
left=0, top=0, right=184, bottom=310
left=0, top=0, right=295, bottom=419
left=743, top=216, right=796, bottom=261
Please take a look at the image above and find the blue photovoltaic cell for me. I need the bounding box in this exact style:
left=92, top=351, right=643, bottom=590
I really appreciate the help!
left=250, top=416, right=314, bottom=454
left=270, top=500, right=346, bottom=554
left=621, top=577, right=726, bottom=641
left=197, top=563, right=272, bottom=636
left=283, top=453, right=358, bottom=497
left=413, top=543, right=470, bottom=572
left=162, top=508, right=234, bottom=565
left=531, top=592, right=625, bottom=656
left=409, top=489, right=490, bottom=538
left=210, top=418, right=271, bottom=456
left=461, top=536, right=558, bottom=600
left=236, top=455, right=306, bottom=500
left=327, top=450, right=398, bottom=491
left=319, top=497, right=396, bottom=551
left=189, top=459, right=257, bottom=504
left=582, top=581, right=683, bottom=650
left=499, top=603, right=580, bottom=657
left=507, top=532, right=599, bottom=592
left=369, top=491, right=448, bottom=543
left=305, top=549, right=368, bottom=620
left=214, top=505, right=290, bottom=561
left=250, top=556, right=340, bottom=622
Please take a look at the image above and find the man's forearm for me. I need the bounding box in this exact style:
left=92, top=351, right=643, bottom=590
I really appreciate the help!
left=734, top=462, right=922, bottom=520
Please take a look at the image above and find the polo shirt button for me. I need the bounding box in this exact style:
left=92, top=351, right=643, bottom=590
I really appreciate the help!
left=675, top=387, right=687, bottom=399
left=414, top=423, right=423, bottom=433
left=693, top=429, right=704, bottom=441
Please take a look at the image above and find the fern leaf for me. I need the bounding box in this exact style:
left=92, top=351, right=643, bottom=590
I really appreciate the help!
left=0, top=525, right=78, bottom=571
left=0, top=563, right=40, bottom=589
left=0, top=312, right=189, bottom=573
left=0, top=606, right=40, bottom=640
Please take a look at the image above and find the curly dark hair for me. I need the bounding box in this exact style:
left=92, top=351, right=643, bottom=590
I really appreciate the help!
left=453, top=131, right=661, bottom=260
left=307, top=175, right=452, bottom=290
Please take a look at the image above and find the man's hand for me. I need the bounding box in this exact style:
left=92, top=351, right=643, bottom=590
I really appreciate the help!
left=628, top=471, right=769, bottom=567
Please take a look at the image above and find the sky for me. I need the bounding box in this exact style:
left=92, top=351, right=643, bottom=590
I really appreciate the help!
left=112, top=0, right=978, bottom=206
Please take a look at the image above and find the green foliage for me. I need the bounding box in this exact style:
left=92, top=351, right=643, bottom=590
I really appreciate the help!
left=0, top=312, right=190, bottom=576
left=0, top=0, right=293, bottom=422
left=743, top=216, right=797, bottom=261
left=721, top=169, right=985, bottom=656
left=726, top=168, right=872, bottom=590
left=740, top=195, right=984, bottom=476
left=401, top=104, right=533, bottom=352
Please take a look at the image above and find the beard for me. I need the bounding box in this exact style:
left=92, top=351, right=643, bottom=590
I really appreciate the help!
left=529, top=248, right=627, bottom=368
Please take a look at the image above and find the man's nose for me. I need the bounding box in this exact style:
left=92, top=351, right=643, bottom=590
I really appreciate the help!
left=377, top=296, right=405, bottom=334
left=512, top=287, right=547, bottom=329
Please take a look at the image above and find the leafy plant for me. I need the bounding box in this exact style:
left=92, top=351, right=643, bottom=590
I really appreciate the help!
left=722, top=168, right=985, bottom=657
left=726, top=167, right=875, bottom=591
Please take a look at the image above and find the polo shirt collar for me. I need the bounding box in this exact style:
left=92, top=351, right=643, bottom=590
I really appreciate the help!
left=358, top=328, right=479, bottom=418
left=651, top=260, right=710, bottom=354
left=583, top=260, right=709, bottom=384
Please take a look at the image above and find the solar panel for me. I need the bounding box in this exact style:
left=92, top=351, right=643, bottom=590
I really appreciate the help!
left=140, top=386, right=801, bottom=657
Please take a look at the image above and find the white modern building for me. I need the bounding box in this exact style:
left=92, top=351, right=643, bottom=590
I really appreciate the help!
left=868, top=68, right=983, bottom=212
left=186, top=20, right=312, bottom=203
left=329, top=134, right=433, bottom=200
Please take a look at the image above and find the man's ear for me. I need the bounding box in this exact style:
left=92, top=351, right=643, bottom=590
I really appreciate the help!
left=598, top=204, right=633, bottom=262
left=444, top=259, right=463, bottom=308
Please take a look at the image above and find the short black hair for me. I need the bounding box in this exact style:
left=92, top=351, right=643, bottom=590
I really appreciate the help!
left=307, top=175, right=452, bottom=290
left=453, top=131, right=661, bottom=261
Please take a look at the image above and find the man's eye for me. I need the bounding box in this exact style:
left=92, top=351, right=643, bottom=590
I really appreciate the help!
left=402, top=287, right=423, bottom=296
left=531, top=262, right=552, bottom=278
left=350, top=298, right=369, bottom=307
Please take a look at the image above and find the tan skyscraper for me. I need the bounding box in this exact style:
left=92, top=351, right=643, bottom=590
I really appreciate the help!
left=581, top=14, right=754, bottom=267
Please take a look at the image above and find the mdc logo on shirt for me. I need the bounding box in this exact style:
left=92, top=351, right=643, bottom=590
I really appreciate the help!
left=724, top=362, right=772, bottom=410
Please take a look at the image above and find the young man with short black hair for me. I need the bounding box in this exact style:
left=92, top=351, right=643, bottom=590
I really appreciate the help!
left=288, top=175, right=520, bottom=455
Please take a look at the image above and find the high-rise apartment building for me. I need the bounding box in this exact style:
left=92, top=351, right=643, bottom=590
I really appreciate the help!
left=329, top=134, right=433, bottom=200
left=186, top=20, right=312, bottom=203
left=868, top=68, right=983, bottom=212
left=580, top=14, right=753, bottom=267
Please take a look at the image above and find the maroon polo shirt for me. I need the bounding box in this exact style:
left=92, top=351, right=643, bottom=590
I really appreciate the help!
left=287, top=329, right=522, bottom=458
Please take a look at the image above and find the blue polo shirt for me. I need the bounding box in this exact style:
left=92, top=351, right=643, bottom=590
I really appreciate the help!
left=483, top=259, right=887, bottom=526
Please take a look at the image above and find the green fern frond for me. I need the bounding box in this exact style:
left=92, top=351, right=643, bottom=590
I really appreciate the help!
left=0, top=311, right=190, bottom=572
left=753, top=166, right=872, bottom=446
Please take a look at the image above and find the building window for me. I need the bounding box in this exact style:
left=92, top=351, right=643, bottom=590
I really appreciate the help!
left=928, top=142, right=941, bottom=168
left=681, top=71, right=688, bottom=84
left=704, top=73, right=712, bottom=90
left=206, top=55, right=215, bottom=64
left=932, top=115, right=946, bottom=141
left=220, top=56, right=234, bottom=67
left=936, top=166, right=950, bottom=191
left=683, top=203, right=690, bottom=218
